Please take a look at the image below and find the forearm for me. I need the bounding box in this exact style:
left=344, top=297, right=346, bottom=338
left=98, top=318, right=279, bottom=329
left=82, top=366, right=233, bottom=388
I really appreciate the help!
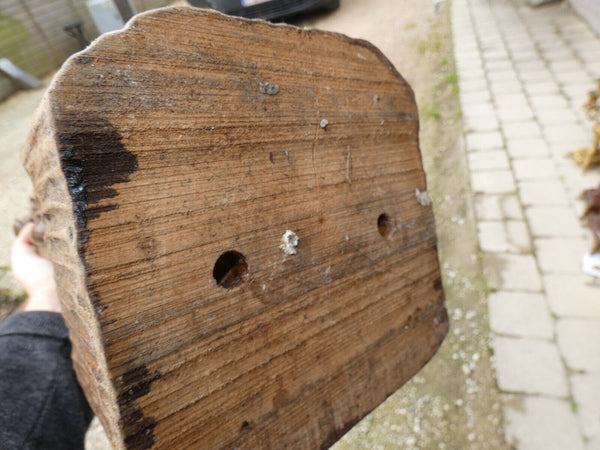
left=0, top=311, right=93, bottom=449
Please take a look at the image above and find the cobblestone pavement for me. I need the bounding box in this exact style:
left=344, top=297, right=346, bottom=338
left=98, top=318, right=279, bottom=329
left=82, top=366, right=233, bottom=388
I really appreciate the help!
left=452, top=0, right=600, bottom=448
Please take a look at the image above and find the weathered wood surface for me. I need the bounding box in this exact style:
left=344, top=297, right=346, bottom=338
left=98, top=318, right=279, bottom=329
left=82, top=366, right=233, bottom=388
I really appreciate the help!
left=21, top=7, right=448, bottom=449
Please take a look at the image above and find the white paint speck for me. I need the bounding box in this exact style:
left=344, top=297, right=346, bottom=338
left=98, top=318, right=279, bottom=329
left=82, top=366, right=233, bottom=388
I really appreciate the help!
left=320, top=118, right=329, bottom=128
left=280, top=230, right=299, bottom=255
left=415, top=188, right=432, bottom=206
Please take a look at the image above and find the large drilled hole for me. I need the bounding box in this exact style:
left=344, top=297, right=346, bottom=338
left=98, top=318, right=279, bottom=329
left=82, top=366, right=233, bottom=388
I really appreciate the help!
left=377, top=213, right=395, bottom=238
left=213, top=250, right=248, bottom=289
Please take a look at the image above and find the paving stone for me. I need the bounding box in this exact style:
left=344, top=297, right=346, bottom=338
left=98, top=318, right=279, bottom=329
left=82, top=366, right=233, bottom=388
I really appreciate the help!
left=523, top=81, right=560, bottom=96
left=503, top=395, right=585, bottom=450
left=549, top=59, right=584, bottom=73
left=555, top=71, right=593, bottom=86
left=493, top=336, right=569, bottom=396
left=478, top=220, right=531, bottom=253
left=459, top=78, right=489, bottom=93
left=483, top=49, right=510, bottom=61
left=464, top=114, right=500, bottom=133
left=563, top=85, right=593, bottom=103
left=529, top=94, right=569, bottom=110
left=535, top=237, right=590, bottom=274
left=513, top=60, right=546, bottom=72
left=556, top=319, right=600, bottom=372
left=484, top=59, right=513, bottom=72
left=518, top=180, right=569, bottom=206
left=452, top=1, right=600, bottom=443
left=468, top=150, right=510, bottom=171
left=456, top=59, right=484, bottom=72
left=575, top=49, right=600, bottom=63
left=525, top=206, right=583, bottom=237
left=488, top=70, right=518, bottom=83
left=571, top=373, right=600, bottom=442
left=496, top=106, right=534, bottom=123
left=535, top=108, right=579, bottom=127
left=512, top=158, right=558, bottom=180
left=462, top=101, right=495, bottom=117
left=511, top=49, right=539, bottom=62
left=541, top=48, right=574, bottom=61
left=543, top=123, right=589, bottom=144
left=502, top=121, right=542, bottom=139
left=461, top=89, right=492, bottom=106
left=557, top=164, right=600, bottom=202
left=458, top=67, right=486, bottom=82
left=483, top=253, right=542, bottom=291
left=550, top=140, right=591, bottom=163
left=474, top=194, right=523, bottom=220
left=518, top=70, right=554, bottom=83
left=584, top=61, right=600, bottom=74
left=488, top=291, right=553, bottom=338
left=544, top=274, right=600, bottom=318
left=494, top=93, right=529, bottom=110
left=490, top=80, right=524, bottom=96
left=465, top=130, right=504, bottom=152
left=505, top=137, right=550, bottom=158
left=586, top=438, right=600, bottom=450
left=471, top=170, right=516, bottom=194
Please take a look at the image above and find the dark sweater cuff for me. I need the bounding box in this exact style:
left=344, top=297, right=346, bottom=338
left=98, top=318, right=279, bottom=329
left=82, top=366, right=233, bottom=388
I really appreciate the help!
left=0, top=311, right=69, bottom=340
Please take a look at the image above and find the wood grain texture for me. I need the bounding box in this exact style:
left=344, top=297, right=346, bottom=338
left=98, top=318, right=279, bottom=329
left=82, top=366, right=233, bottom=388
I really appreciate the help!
left=21, top=7, right=448, bottom=449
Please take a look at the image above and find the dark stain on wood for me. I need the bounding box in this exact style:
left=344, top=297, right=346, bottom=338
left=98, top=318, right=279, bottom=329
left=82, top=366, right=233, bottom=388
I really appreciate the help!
left=320, top=418, right=360, bottom=450
left=433, top=276, right=443, bottom=291
left=116, top=365, right=161, bottom=449
left=58, top=116, right=138, bottom=226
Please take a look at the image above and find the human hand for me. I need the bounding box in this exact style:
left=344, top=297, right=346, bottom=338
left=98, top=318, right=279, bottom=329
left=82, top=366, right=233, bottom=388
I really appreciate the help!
left=11, top=222, right=61, bottom=313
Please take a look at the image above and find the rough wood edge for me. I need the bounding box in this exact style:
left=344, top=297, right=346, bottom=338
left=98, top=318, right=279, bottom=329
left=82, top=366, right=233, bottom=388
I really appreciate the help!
left=21, top=93, right=124, bottom=449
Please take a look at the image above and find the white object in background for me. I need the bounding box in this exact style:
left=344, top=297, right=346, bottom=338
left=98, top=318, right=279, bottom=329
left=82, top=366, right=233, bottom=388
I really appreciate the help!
left=242, top=0, right=271, bottom=6
left=0, top=58, right=42, bottom=89
left=87, top=0, right=136, bottom=34
left=582, top=253, right=600, bottom=279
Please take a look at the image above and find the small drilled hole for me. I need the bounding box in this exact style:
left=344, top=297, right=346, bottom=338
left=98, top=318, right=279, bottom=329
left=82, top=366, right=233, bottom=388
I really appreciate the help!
left=377, top=213, right=395, bottom=238
left=213, top=250, right=248, bottom=289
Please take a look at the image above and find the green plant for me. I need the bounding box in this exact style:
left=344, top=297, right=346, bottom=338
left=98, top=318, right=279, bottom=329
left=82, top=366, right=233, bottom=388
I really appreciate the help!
left=416, top=36, right=443, bottom=55
left=0, top=288, right=25, bottom=303
left=444, top=73, right=458, bottom=84
left=571, top=400, right=579, bottom=413
left=423, top=102, right=441, bottom=120
left=482, top=282, right=496, bottom=295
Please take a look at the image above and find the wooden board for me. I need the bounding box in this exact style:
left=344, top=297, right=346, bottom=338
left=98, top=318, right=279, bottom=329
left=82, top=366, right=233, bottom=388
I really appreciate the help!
left=21, top=7, right=448, bottom=449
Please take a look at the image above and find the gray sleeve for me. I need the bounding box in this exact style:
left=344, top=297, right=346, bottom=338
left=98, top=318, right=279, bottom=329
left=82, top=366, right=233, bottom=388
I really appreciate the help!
left=0, top=311, right=93, bottom=450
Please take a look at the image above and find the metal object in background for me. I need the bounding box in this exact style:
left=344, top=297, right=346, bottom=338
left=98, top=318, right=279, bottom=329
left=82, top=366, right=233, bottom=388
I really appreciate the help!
left=63, top=20, right=90, bottom=49
left=86, top=0, right=137, bottom=34
left=187, top=0, right=340, bottom=21
left=0, top=59, right=42, bottom=89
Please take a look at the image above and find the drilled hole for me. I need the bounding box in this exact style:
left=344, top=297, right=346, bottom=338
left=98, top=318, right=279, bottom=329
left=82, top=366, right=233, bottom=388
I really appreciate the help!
left=213, top=250, right=248, bottom=289
left=377, top=213, right=395, bottom=238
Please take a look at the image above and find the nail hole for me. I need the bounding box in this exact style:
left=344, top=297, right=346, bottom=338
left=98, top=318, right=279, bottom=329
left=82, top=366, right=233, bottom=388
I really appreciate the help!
left=213, top=250, right=248, bottom=289
left=377, top=213, right=395, bottom=238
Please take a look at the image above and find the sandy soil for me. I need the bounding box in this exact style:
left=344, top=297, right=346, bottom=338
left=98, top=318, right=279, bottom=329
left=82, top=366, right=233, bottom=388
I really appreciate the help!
left=1, top=1, right=506, bottom=448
